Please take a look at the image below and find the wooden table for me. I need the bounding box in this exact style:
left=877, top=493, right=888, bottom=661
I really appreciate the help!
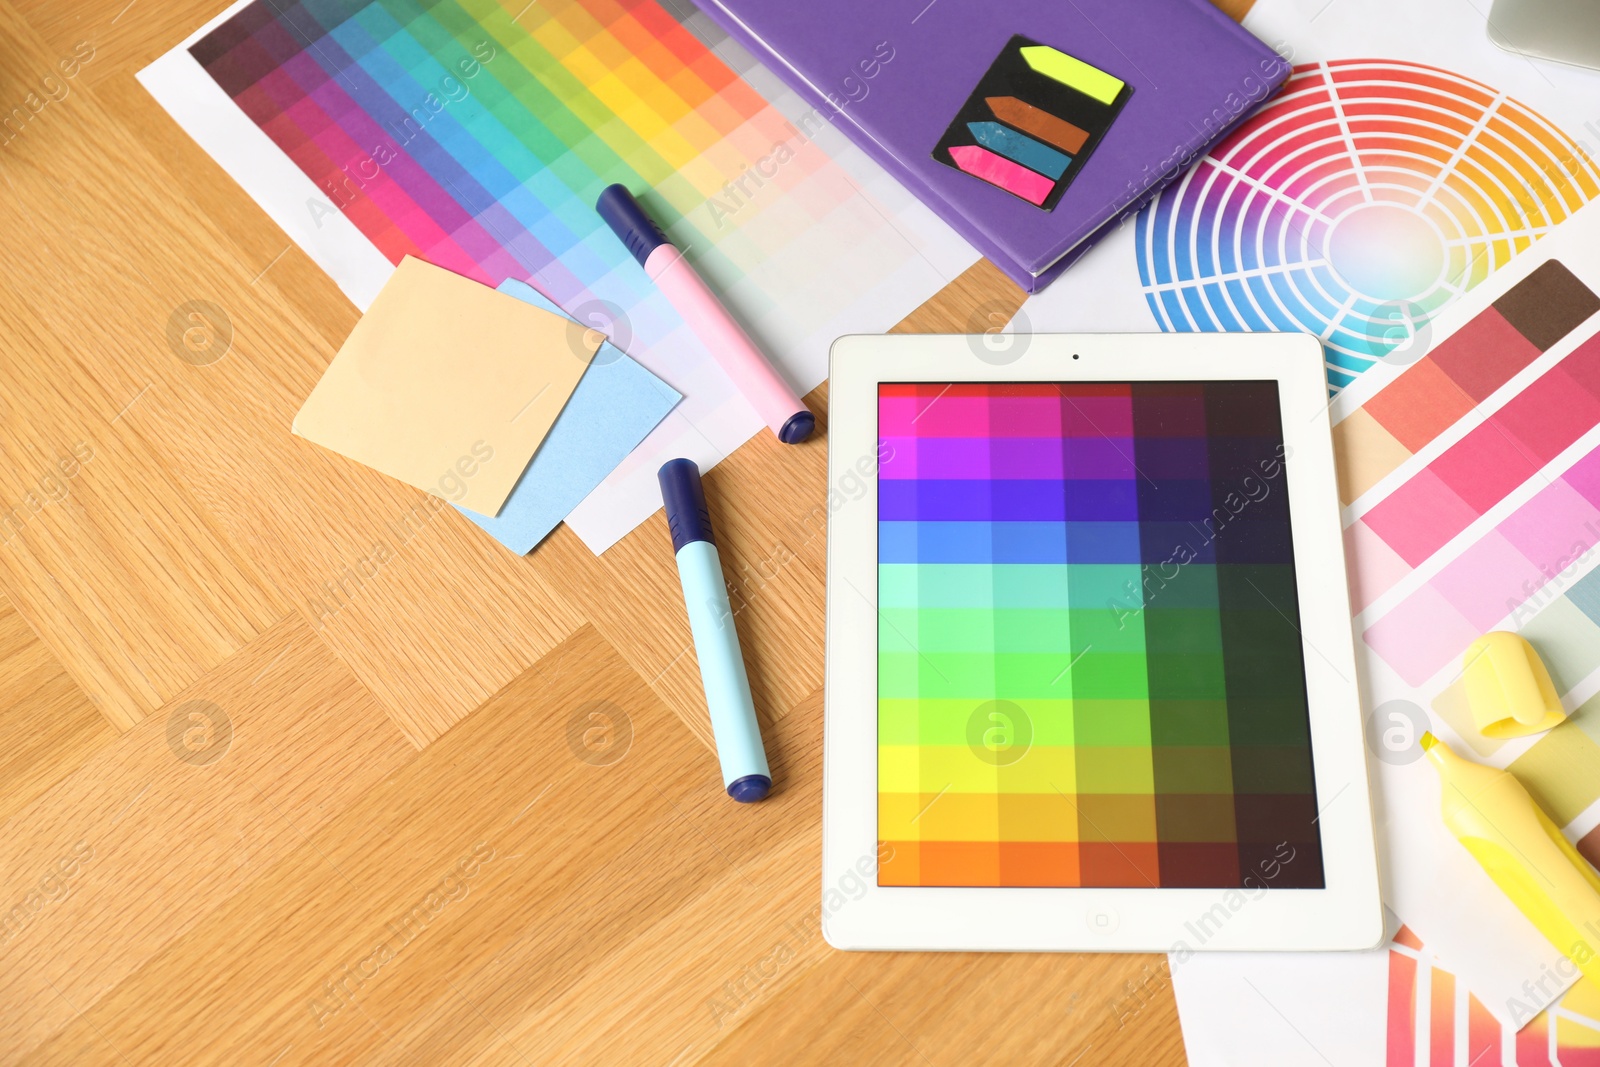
left=0, top=0, right=1254, bottom=1060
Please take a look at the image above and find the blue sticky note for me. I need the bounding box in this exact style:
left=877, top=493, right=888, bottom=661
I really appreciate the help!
left=968, top=121, right=1072, bottom=180
left=455, top=279, right=681, bottom=553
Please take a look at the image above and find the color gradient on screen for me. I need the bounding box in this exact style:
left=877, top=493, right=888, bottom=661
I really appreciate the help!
left=188, top=0, right=865, bottom=317
left=877, top=382, right=1323, bottom=889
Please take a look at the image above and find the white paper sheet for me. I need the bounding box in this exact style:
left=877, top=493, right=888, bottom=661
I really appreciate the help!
left=1172, top=941, right=1391, bottom=1067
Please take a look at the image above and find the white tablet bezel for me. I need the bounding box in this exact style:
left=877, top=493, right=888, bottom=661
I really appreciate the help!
left=821, top=332, right=1381, bottom=953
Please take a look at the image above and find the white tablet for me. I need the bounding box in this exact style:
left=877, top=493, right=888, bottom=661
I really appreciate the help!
left=821, top=333, right=1381, bottom=953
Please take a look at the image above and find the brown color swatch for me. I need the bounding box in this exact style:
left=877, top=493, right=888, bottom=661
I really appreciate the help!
left=1493, top=259, right=1600, bottom=352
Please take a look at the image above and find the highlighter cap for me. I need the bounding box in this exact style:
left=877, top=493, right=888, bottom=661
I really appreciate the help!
left=659, top=458, right=715, bottom=552
left=596, top=184, right=669, bottom=268
left=1462, top=631, right=1566, bottom=739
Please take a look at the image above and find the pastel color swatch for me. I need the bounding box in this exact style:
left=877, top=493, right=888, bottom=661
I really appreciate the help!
left=877, top=382, right=1323, bottom=890
left=1432, top=564, right=1600, bottom=791
left=1362, top=441, right=1600, bottom=685
left=455, top=279, right=681, bottom=553
left=1136, top=61, right=1600, bottom=390
left=291, top=255, right=598, bottom=518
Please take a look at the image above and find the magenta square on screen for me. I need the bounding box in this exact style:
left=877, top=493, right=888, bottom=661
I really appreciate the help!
left=1432, top=531, right=1540, bottom=631
left=991, top=436, right=1063, bottom=479
left=894, top=395, right=993, bottom=437
left=989, top=394, right=1063, bottom=436
left=1498, top=479, right=1600, bottom=574
left=914, top=437, right=991, bottom=478
left=1363, top=584, right=1480, bottom=687
left=878, top=437, right=918, bottom=479
left=1061, top=396, right=1133, bottom=437
left=1359, top=468, right=1480, bottom=567
left=1063, top=438, right=1134, bottom=479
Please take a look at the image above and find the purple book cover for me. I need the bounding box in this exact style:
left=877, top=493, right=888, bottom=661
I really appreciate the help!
left=694, top=0, right=1291, bottom=292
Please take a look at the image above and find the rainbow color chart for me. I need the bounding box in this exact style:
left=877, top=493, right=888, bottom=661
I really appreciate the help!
left=1136, top=60, right=1598, bottom=391
left=1386, top=926, right=1600, bottom=1066
left=187, top=0, right=903, bottom=351
left=160, top=0, right=977, bottom=551
left=877, top=382, right=1322, bottom=889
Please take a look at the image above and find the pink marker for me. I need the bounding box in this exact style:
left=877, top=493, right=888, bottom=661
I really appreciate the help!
left=596, top=185, right=814, bottom=444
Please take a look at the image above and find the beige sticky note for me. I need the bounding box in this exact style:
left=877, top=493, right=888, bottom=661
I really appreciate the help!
left=294, top=257, right=599, bottom=517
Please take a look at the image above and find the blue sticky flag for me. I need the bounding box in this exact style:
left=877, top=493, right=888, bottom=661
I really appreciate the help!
left=455, top=279, right=681, bottom=553
left=968, top=121, right=1072, bottom=180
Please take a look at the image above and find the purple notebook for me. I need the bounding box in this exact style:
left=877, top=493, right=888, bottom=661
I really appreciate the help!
left=693, top=0, right=1291, bottom=292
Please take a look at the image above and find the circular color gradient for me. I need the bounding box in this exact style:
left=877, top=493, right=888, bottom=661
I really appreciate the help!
left=1135, top=59, right=1600, bottom=391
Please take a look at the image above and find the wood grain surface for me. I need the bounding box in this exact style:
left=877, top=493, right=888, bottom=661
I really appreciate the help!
left=0, top=0, right=1255, bottom=1061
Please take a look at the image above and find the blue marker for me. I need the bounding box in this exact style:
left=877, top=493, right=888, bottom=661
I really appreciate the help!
left=658, top=459, right=772, bottom=802
left=968, top=121, right=1072, bottom=179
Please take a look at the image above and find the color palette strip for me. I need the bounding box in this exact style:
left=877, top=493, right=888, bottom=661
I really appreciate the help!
left=1335, top=261, right=1600, bottom=506
left=934, top=35, right=1130, bottom=211
left=1361, top=441, right=1600, bottom=685
left=1385, top=925, right=1600, bottom=1066
left=1355, top=330, right=1600, bottom=568
left=878, top=382, right=1322, bottom=890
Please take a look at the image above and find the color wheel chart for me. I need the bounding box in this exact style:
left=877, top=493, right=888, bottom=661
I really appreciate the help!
left=1135, top=59, right=1599, bottom=391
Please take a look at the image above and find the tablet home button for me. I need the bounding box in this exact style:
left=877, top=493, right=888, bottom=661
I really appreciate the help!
left=1085, top=907, right=1120, bottom=934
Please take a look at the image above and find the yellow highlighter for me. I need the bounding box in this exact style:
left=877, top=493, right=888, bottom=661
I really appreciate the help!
left=1461, top=631, right=1566, bottom=738
left=1421, top=732, right=1600, bottom=984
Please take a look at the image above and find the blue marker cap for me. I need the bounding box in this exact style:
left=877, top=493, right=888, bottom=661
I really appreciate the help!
left=727, top=774, right=771, bottom=802
left=596, top=184, right=670, bottom=268
left=658, top=458, right=714, bottom=552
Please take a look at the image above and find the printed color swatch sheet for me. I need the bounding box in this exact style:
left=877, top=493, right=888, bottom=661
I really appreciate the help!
left=876, top=382, right=1322, bottom=889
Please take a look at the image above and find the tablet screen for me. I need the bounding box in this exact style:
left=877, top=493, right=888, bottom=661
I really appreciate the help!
left=877, top=381, right=1323, bottom=890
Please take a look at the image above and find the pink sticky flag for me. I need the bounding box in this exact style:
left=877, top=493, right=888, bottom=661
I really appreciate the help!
left=948, top=144, right=1054, bottom=206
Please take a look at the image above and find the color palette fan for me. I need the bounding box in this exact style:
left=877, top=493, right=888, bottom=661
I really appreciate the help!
left=875, top=381, right=1321, bottom=889
left=1386, top=926, right=1600, bottom=1065
left=933, top=36, right=1132, bottom=211
left=1135, top=59, right=1599, bottom=391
